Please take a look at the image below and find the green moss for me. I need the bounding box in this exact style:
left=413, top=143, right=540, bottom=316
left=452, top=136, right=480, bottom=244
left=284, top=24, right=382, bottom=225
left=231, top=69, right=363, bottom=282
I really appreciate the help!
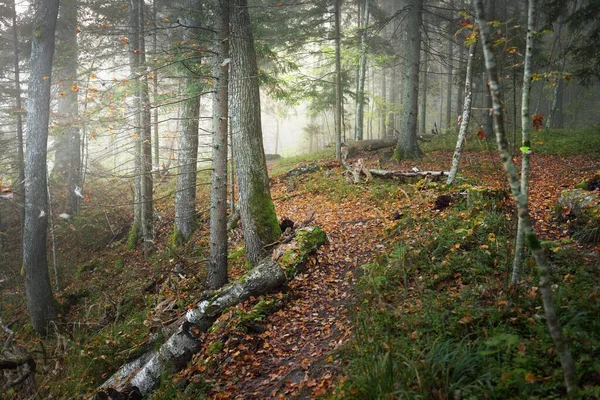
left=76, top=261, right=98, bottom=276
left=295, top=226, right=327, bottom=252
left=247, top=174, right=281, bottom=249
left=227, top=246, right=245, bottom=260
left=127, top=222, right=141, bottom=250
left=207, top=341, right=223, bottom=354
left=114, top=257, right=124, bottom=271
left=170, top=225, right=185, bottom=247
left=278, top=227, right=327, bottom=279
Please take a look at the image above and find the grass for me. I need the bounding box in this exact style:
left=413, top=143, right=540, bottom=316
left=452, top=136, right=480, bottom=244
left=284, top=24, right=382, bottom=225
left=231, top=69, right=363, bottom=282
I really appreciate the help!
left=270, top=149, right=335, bottom=177
left=420, top=125, right=600, bottom=156
left=338, top=191, right=600, bottom=399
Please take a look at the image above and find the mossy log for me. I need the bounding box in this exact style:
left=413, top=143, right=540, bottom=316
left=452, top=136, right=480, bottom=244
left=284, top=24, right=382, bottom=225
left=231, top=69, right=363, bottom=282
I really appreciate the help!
left=94, top=226, right=327, bottom=398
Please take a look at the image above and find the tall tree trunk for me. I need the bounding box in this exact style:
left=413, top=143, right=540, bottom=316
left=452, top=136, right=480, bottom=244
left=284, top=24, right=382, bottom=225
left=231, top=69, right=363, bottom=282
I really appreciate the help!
left=445, top=0, right=454, bottom=130
left=153, top=0, right=160, bottom=178
left=138, top=0, right=154, bottom=255
left=11, top=0, right=25, bottom=228
left=174, top=0, right=201, bottom=244
left=483, top=0, right=495, bottom=138
left=420, top=50, right=428, bottom=135
left=230, top=0, right=281, bottom=265
left=209, top=0, right=230, bottom=290
left=334, top=0, right=342, bottom=159
left=127, top=0, right=143, bottom=245
left=380, top=67, right=386, bottom=138
left=446, top=43, right=476, bottom=185
left=53, top=0, right=81, bottom=216
left=474, top=0, right=577, bottom=393
left=512, top=0, right=535, bottom=284
left=23, top=0, right=60, bottom=336
left=355, top=0, right=370, bottom=141
left=395, top=0, right=423, bottom=159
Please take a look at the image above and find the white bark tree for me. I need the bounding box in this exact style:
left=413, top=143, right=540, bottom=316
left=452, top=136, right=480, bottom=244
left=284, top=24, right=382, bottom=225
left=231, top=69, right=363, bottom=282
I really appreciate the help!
left=511, top=0, right=535, bottom=284
left=446, top=43, right=476, bottom=185
left=474, top=0, right=577, bottom=393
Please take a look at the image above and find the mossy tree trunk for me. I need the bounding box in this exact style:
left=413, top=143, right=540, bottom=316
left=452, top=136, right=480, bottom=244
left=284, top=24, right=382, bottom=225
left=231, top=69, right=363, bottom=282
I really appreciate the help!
left=230, top=0, right=281, bottom=265
left=475, top=0, right=577, bottom=393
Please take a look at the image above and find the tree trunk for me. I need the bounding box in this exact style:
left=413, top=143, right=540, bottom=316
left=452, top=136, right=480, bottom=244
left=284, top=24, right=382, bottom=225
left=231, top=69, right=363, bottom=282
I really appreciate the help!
left=395, top=0, right=423, bottom=159
left=512, top=0, right=535, bottom=284
left=334, top=0, right=343, bottom=160
left=230, top=0, right=281, bottom=265
left=474, top=0, right=577, bottom=393
left=174, top=0, right=201, bottom=244
left=355, top=0, right=370, bottom=141
left=209, top=0, right=230, bottom=290
left=342, top=137, right=397, bottom=159
left=153, top=0, right=160, bottom=178
left=11, top=0, right=25, bottom=228
left=420, top=50, right=428, bottom=135
left=53, top=0, right=81, bottom=216
left=96, top=227, right=326, bottom=397
left=445, top=0, right=454, bottom=130
left=138, top=0, right=154, bottom=255
left=23, top=0, right=60, bottom=336
left=127, top=0, right=143, bottom=245
left=446, top=43, right=476, bottom=185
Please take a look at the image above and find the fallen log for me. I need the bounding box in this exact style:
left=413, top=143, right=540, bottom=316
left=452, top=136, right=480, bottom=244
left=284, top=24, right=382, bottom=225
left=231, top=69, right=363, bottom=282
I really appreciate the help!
left=94, top=226, right=327, bottom=398
left=368, top=169, right=448, bottom=178
left=341, top=138, right=397, bottom=159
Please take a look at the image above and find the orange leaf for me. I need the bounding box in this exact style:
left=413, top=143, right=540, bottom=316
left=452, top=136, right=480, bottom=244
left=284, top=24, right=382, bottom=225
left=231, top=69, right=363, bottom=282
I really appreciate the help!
left=524, top=372, right=537, bottom=384
left=120, top=37, right=129, bottom=44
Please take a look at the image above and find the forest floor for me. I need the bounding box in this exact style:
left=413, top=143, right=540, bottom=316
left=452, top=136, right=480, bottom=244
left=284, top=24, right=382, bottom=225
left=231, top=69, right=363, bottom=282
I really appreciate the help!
left=1, top=131, right=600, bottom=399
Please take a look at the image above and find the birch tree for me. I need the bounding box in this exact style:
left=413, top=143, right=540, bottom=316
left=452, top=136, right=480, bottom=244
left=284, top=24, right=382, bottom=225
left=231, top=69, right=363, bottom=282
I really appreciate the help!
left=474, top=0, right=577, bottom=392
left=230, top=0, right=281, bottom=265
left=23, top=0, right=60, bottom=335
left=446, top=42, right=476, bottom=185
left=511, top=0, right=535, bottom=284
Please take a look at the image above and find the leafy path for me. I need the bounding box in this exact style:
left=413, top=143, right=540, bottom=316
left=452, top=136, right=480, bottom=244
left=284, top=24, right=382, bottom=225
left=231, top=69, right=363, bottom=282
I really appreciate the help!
left=182, top=151, right=598, bottom=398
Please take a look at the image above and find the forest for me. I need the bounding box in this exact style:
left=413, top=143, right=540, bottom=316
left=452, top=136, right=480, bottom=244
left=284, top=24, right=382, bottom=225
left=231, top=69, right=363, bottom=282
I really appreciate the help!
left=0, top=0, right=599, bottom=398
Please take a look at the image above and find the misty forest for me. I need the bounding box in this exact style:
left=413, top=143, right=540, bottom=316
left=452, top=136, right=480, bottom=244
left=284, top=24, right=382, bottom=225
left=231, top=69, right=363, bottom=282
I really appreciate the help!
left=0, top=0, right=599, bottom=398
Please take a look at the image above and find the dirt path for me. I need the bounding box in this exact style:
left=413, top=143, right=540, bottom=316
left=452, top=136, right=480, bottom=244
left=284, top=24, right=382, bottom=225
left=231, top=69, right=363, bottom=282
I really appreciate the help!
left=202, top=151, right=599, bottom=399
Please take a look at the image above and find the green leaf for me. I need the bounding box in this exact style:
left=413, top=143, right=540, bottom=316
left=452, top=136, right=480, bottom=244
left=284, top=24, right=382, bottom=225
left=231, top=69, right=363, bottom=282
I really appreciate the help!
left=520, top=146, right=531, bottom=154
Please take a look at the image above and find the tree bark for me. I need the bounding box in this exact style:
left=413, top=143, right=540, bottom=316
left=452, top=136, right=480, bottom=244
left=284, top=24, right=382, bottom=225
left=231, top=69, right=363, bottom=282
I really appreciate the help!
left=230, top=0, right=281, bottom=265
left=53, top=0, right=81, bottom=216
left=355, top=0, right=370, bottom=141
left=174, top=0, right=201, bottom=244
left=446, top=43, right=476, bottom=185
left=23, top=0, right=60, bottom=336
left=395, top=0, right=423, bottom=159
left=512, top=0, right=535, bottom=284
left=334, top=0, right=343, bottom=160
left=445, top=0, right=454, bottom=130
left=420, top=50, right=428, bottom=135
left=95, top=227, right=326, bottom=397
left=342, top=137, right=397, bottom=159
left=474, top=0, right=577, bottom=393
left=11, top=0, right=25, bottom=228
left=152, top=0, right=160, bottom=178
left=209, top=0, right=230, bottom=290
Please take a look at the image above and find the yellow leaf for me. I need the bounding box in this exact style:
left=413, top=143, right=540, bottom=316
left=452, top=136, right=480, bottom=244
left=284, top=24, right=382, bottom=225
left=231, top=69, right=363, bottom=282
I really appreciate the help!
left=43, top=76, right=50, bottom=80
left=90, top=74, right=97, bottom=79
left=459, top=314, right=474, bottom=324
left=71, top=84, right=79, bottom=92
left=524, top=372, right=537, bottom=384
left=163, top=17, right=169, bottom=22
left=120, top=37, right=129, bottom=44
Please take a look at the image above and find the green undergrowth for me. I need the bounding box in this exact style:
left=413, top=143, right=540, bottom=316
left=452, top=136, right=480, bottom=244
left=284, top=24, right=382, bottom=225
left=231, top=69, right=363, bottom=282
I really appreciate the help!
left=270, top=149, right=335, bottom=177
left=340, top=190, right=600, bottom=399
left=420, top=125, right=600, bottom=156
